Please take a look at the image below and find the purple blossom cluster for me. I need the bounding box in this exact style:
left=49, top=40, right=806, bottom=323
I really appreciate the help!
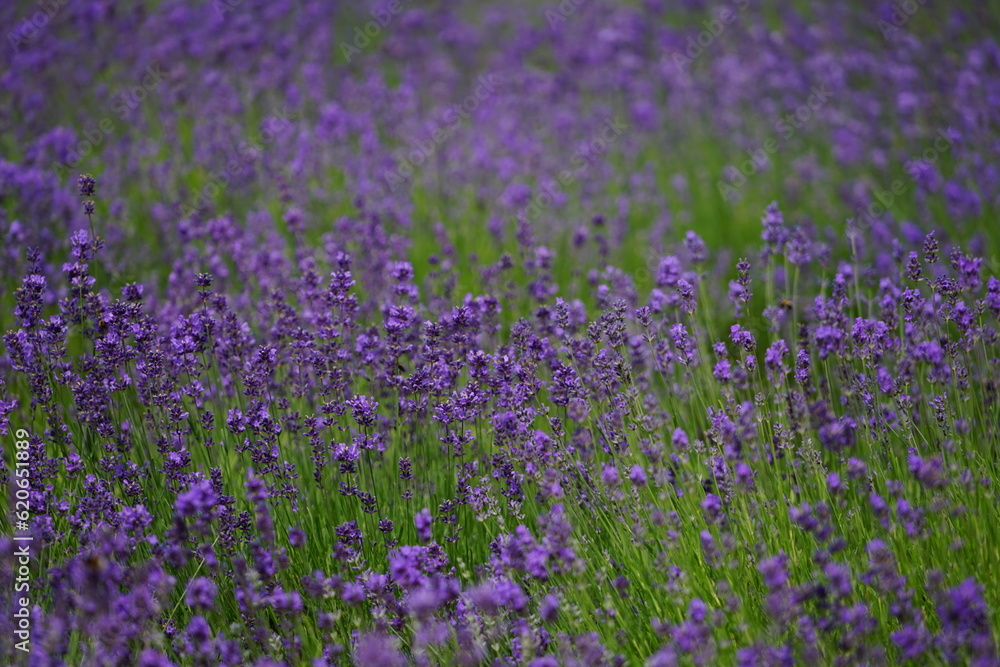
left=2, top=1, right=1000, bottom=666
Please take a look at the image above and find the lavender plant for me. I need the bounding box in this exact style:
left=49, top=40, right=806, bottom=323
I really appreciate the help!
left=1, top=1, right=999, bottom=665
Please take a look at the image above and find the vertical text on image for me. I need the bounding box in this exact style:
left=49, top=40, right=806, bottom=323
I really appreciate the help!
left=11, top=428, right=33, bottom=654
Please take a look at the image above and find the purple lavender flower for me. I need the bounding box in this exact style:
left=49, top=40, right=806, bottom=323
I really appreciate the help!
left=713, top=359, right=732, bottom=383
left=601, top=464, right=620, bottom=489
left=684, top=231, right=707, bottom=263
left=346, top=394, right=379, bottom=428
left=923, top=231, right=939, bottom=264
left=186, top=577, right=218, bottom=611
left=761, top=202, right=788, bottom=261
left=759, top=553, right=789, bottom=590
left=677, top=279, right=697, bottom=315
left=77, top=173, right=96, bottom=197
left=415, top=508, right=433, bottom=542
left=354, top=633, right=407, bottom=667
left=656, top=256, right=682, bottom=288
left=701, top=494, right=723, bottom=524
left=539, top=593, right=560, bottom=622
left=730, top=324, right=756, bottom=352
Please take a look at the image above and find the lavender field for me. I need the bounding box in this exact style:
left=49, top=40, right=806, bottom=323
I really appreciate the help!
left=2, top=1, right=1000, bottom=665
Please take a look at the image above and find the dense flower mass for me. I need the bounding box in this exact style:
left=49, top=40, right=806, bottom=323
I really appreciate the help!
left=2, top=1, right=1000, bottom=665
